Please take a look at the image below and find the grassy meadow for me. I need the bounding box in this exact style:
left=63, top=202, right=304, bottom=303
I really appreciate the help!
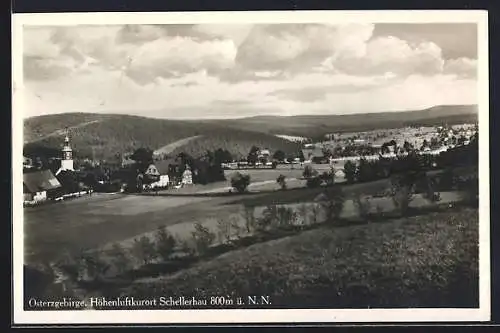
left=120, top=207, right=479, bottom=309
left=23, top=156, right=480, bottom=310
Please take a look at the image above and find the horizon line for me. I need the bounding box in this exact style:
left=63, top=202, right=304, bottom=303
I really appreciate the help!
left=23, top=103, right=478, bottom=121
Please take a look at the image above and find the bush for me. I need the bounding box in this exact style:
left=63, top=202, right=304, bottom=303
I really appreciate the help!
left=177, top=237, right=197, bottom=257
left=79, top=251, right=111, bottom=281
left=357, top=158, right=378, bottom=182
left=306, top=176, right=322, bottom=188
left=310, top=204, right=320, bottom=225
left=216, top=218, right=232, bottom=244
left=154, top=226, right=177, bottom=261
left=256, top=205, right=278, bottom=231
left=457, top=176, right=479, bottom=207
left=320, top=170, right=334, bottom=186
left=318, top=187, right=345, bottom=224
left=390, top=177, right=415, bottom=216
left=276, top=206, right=297, bottom=228
left=297, top=203, right=310, bottom=226
left=421, top=176, right=442, bottom=203
left=343, top=160, right=357, bottom=183
left=354, top=195, right=372, bottom=220
left=242, top=205, right=256, bottom=233
left=53, top=251, right=83, bottom=283
left=131, top=235, right=157, bottom=265
left=302, top=165, right=316, bottom=179
left=106, top=243, right=132, bottom=275
left=276, top=174, right=287, bottom=190
left=191, top=223, right=216, bottom=254
left=229, top=216, right=244, bottom=239
left=231, top=172, right=251, bottom=193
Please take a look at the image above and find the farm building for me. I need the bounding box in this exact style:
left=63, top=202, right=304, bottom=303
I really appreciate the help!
left=144, top=163, right=160, bottom=181
left=257, top=149, right=271, bottom=164
left=23, top=169, right=61, bottom=203
left=302, top=147, right=327, bottom=163
left=147, top=161, right=171, bottom=189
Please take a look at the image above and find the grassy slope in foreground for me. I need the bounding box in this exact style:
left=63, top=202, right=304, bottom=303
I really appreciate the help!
left=123, top=207, right=478, bottom=308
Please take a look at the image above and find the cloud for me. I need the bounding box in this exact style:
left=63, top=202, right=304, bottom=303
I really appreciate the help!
left=124, top=36, right=237, bottom=85
left=234, top=24, right=374, bottom=75
left=171, top=81, right=199, bottom=87
left=24, top=25, right=238, bottom=85
left=443, top=57, right=477, bottom=79
left=116, top=24, right=226, bottom=44
left=22, top=23, right=479, bottom=119
left=23, top=28, right=60, bottom=58
left=329, top=36, right=445, bottom=77
left=23, top=26, right=125, bottom=80
left=372, top=23, right=477, bottom=59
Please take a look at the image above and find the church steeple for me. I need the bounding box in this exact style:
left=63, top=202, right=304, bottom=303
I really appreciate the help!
left=60, top=128, right=74, bottom=171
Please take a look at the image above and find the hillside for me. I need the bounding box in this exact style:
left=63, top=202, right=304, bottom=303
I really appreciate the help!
left=23, top=114, right=301, bottom=162
left=23, top=104, right=477, bottom=162
left=154, top=136, right=203, bottom=156
left=207, top=104, right=478, bottom=137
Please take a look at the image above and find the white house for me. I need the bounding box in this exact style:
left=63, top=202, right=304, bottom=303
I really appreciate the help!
left=149, top=163, right=170, bottom=189
left=182, top=165, right=193, bottom=185
left=142, top=163, right=170, bottom=190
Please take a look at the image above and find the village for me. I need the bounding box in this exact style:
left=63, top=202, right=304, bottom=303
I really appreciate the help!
left=22, top=117, right=480, bottom=310
left=22, top=122, right=478, bottom=207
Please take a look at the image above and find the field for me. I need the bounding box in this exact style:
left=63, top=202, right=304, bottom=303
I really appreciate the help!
left=22, top=171, right=329, bottom=265
left=24, top=164, right=459, bottom=265
left=121, top=207, right=479, bottom=308
left=23, top=152, right=479, bottom=310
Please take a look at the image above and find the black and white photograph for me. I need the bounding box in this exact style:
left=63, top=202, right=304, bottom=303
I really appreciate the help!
left=12, top=10, right=490, bottom=324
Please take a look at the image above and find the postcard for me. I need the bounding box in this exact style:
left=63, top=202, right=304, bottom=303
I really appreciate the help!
left=12, top=10, right=490, bottom=324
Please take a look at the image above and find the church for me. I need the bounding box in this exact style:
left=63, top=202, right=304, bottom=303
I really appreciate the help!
left=56, top=132, right=74, bottom=176
left=23, top=132, right=89, bottom=204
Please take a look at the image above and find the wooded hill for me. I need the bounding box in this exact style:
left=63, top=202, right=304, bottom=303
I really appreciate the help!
left=206, top=104, right=478, bottom=137
left=23, top=113, right=302, bottom=162
left=23, top=104, right=477, bottom=162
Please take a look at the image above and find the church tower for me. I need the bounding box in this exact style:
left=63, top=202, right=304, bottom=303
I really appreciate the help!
left=60, top=130, right=74, bottom=171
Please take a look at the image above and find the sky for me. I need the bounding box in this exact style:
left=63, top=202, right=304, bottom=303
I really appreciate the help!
left=22, top=23, right=478, bottom=119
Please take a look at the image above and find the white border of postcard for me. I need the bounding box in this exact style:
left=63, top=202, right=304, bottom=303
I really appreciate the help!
left=12, top=10, right=490, bottom=324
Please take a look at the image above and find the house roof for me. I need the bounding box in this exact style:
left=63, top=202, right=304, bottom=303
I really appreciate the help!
left=302, top=148, right=325, bottom=158
left=23, top=169, right=61, bottom=193
left=259, top=149, right=271, bottom=156
left=144, top=164, right=160, bottom=176
left=154, top=159, right=175, bottom=175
